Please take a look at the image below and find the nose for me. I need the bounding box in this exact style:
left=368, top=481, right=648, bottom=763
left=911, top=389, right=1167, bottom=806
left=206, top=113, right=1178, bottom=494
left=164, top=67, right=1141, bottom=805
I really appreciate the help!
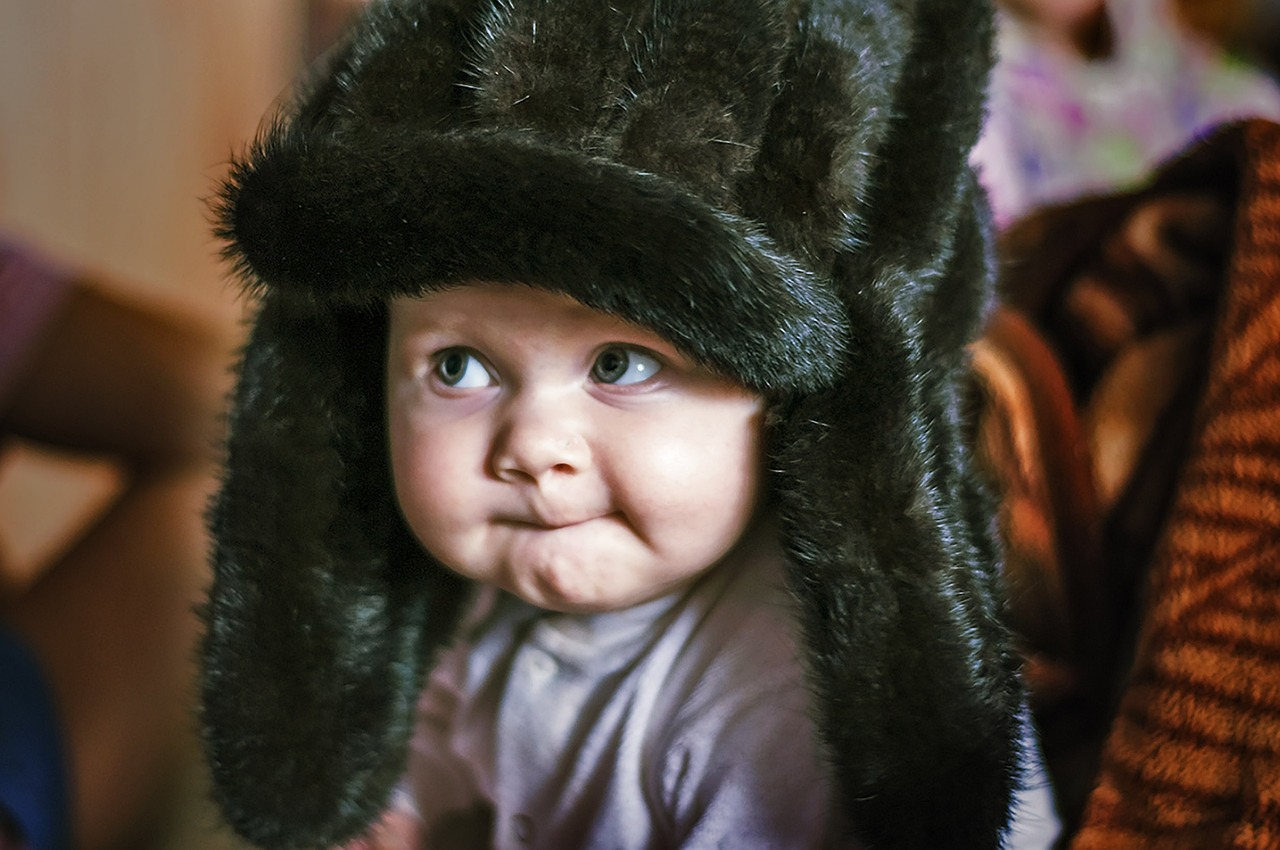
left=490, top=393, right=591, bottom=484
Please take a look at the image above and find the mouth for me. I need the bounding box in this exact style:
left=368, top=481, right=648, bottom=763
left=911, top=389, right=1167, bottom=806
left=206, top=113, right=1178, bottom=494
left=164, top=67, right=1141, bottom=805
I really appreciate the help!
left=501, top=511, right=616, bottom=531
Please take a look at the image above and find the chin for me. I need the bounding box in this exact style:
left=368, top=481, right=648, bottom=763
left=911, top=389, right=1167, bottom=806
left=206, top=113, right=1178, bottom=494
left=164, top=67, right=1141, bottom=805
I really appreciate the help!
left=515, top=563, right=620, bottom=613
left=535, top=568, right=702, bottom=615
left=530, top=595, right=620, bottom=615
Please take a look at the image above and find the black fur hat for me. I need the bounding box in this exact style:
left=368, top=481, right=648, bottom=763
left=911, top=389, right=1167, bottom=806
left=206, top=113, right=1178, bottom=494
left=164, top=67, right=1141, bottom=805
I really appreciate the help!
left=201, top=0, right=1024, bottom=848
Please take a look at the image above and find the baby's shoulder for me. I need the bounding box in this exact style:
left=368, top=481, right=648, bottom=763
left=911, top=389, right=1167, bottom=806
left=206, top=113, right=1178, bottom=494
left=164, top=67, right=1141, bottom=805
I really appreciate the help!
left=648, top=537, right=813, bottom=745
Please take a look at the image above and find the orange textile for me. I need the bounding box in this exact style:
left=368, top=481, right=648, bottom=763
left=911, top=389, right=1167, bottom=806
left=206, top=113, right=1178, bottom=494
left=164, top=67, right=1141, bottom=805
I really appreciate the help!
left=1070, top=119, right=1280, bottom=850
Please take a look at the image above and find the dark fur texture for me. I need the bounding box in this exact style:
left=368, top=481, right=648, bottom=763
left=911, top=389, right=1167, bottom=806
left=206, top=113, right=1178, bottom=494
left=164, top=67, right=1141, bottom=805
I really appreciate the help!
left=201, top=1, right=1023, bottom=847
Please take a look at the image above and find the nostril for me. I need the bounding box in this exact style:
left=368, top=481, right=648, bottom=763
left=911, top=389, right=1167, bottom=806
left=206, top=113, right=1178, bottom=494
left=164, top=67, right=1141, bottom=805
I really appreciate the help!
left=495, top=464, right=538, bottom=484
left=496, top=461, right=578, bottom=484
left=490, top=389, right=593, bottom=482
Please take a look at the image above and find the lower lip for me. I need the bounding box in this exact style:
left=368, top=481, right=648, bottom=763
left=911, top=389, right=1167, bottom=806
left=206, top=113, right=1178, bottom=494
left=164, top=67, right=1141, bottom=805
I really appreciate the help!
left=504, top=510, right=633, bottom=535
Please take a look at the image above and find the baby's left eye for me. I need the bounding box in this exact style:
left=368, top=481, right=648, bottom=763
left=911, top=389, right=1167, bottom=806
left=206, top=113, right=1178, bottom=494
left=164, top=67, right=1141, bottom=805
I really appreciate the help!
left=591, top=347, right=662, bottom=385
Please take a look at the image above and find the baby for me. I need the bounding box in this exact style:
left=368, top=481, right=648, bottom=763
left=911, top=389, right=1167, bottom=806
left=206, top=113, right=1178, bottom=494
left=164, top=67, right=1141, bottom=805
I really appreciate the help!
left=376, top=279, right=1064, bottom=848
left=199, top=0, right=1060, bottom=848
left=378, top=282, right=834, bottom=846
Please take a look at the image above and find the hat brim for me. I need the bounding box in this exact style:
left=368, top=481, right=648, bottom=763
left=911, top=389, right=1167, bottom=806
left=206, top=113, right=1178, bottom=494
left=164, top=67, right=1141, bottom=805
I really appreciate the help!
left=220, top=128, right=850, bottom=394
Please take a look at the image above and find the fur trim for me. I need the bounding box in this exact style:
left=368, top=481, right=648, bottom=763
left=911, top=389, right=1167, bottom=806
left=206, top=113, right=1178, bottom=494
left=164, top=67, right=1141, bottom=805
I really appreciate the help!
left=201, top=1, right=1023, bottom=848
left=212, top=0, right=880, bottom=395
left=201, top=299, right=472, bottom=849
left=220, top=128, right=847, bottom=393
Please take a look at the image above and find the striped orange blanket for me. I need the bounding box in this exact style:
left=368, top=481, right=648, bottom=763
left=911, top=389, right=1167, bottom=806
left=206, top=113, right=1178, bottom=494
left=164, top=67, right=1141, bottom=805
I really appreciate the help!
left=973, top=119, right=1280, bottom=847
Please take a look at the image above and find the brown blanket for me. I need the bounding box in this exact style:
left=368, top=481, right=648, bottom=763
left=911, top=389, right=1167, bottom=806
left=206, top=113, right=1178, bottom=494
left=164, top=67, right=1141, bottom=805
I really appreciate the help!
left=972, top=119, right=1280, bottom=847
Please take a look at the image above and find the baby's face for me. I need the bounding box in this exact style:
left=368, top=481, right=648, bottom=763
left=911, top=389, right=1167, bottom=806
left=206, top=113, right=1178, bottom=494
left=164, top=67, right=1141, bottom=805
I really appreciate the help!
left=387, top=283, right=765, bottom=613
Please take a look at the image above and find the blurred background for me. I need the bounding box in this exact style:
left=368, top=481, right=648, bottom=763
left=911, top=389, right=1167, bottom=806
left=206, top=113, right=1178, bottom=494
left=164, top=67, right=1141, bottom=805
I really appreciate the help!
left=0, top=3, right=361, bottom=849
left=1, top=0, right=1278, bottom=849
left=1, top=2, right=295, bottom=579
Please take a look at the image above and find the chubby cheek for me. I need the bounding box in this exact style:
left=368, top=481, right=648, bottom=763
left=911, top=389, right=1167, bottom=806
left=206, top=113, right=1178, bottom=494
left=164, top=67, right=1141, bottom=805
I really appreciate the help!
left=619, top=403, right=765, bottom=565
left=388, top=414, right=485, bottom=567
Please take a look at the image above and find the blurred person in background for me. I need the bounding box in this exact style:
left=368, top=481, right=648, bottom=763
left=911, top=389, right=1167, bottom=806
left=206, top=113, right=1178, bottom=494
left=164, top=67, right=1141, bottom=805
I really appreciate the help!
left=973, top=0, right=1280, bottom=226
left=0, top=236, right=232, bottom=850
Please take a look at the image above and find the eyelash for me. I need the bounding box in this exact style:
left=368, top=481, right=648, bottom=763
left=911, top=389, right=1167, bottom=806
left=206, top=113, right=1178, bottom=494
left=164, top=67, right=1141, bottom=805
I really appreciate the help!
left=590, top=345, right=663, bottom=386
left=431, top=348, right=494, bottom=388
left=426, top=344, right=666, bottom=390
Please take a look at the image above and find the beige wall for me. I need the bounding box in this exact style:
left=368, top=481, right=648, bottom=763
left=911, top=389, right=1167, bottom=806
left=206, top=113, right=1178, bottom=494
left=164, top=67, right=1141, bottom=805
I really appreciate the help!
left=0, top=0, right=306, bottom=576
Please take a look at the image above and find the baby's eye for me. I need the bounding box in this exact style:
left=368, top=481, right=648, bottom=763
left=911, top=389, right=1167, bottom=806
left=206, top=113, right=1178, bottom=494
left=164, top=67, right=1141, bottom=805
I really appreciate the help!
left=591, top=346, right=662, bottom=385
left=433, top=348, right=494, bottom=388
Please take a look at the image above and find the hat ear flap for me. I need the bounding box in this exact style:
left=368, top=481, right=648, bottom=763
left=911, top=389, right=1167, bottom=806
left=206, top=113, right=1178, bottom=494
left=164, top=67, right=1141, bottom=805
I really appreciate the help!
left=199, top=295, right=470, bottom=850
left=771, top=1, right=1023, bottom=848
left=775, top=177, right=1021, bottom=850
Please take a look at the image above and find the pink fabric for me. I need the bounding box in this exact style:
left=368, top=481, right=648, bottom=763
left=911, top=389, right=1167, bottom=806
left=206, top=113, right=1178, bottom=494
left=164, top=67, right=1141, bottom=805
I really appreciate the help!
left=0, top=239, right=75, bottom=411
left=973, top=0, right=1280, bottom=227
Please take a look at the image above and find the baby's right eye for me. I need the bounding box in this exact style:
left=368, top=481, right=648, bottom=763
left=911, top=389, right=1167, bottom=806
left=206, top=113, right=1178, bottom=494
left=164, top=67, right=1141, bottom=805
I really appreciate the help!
left=433, top=348, right=494, bottom=388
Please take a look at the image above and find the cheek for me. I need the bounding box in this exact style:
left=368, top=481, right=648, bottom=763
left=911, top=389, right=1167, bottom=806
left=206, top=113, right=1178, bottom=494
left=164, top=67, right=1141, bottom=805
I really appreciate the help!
left=388, top=414, right=483, bottom=543
left=618, top=404, right=764, bottom=551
